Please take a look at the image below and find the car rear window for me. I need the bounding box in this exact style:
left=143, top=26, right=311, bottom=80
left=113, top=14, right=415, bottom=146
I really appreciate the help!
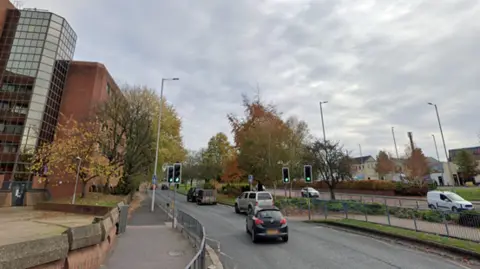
left=257, top=193, right=272, bottom=200
left=257, top=210, right=283, bottom=219
left=204, top=190, right=213, bottom=196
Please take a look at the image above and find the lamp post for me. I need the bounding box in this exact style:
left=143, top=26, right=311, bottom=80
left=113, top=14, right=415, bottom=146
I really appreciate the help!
left=319, top=101, right=328, bottom=143
left=151, top=77, right=179, bottom=212
left=427, top=102, right=454, bottom=185
left=72, top=157, right=81, bottom=204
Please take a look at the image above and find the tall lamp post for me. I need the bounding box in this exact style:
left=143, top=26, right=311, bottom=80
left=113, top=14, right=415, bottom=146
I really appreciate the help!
left=72, top=157, right=81, bottom=204
left=319, top=101, right=328, bottom=143
left=427, top=102, right=454, bottom=185
left=151, top=77, right=179, bottom=212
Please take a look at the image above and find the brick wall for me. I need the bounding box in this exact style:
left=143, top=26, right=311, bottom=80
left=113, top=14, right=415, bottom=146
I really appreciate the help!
left=0, top=191, right=11, bottom=207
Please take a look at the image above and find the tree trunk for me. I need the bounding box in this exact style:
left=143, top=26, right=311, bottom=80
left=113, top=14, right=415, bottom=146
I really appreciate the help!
left=81, top=181, right=87, bottom=198
left=329, top=186, right=336, bottom=200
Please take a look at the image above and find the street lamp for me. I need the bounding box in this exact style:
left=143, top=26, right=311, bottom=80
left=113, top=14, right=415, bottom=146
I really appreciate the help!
left=427, top=102, right=454, bottom=185
left=151, top=77, right=180, bottom=212
left=72, top=156, right=81, bottom=204
left=319, top=101, right=328, bottom=143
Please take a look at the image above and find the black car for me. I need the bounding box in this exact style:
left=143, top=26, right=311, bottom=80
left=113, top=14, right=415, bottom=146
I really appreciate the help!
left=161, top=184, right=169, bottom=190
left=246, top=206, right=288, bottom=243
left=186, top=187, right=198, bottom=202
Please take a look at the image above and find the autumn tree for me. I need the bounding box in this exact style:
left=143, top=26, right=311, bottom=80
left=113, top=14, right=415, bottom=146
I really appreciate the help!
left=228, top=96, right=291, bottom=188
left=30, top=117, right=120, bottom=198
left=454, top=150, right=479, bottom=183
left=221, top=154, right=243, bottom=183
left=375, top=150, right=395, bottom=179
left=200, top=132, right=234, bottom=181
left=303, top=138, right=352, bottom=200
left=96, top=85, right=186, bottom=194
left=404, top=146, right=430, bottom=182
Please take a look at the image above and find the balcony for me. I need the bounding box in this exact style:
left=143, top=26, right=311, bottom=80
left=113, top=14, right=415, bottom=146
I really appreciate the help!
left=0, top=152, right=17, bottom=163
left=0, top=133, right=21, bottom=144
left=0, top=111, right=27, bottom=123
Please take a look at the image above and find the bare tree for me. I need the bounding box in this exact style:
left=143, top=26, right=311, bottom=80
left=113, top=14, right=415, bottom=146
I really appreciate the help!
left=304, top=138, right=353, bottom=200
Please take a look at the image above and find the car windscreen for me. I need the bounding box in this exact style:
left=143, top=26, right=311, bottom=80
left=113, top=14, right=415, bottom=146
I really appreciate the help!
left=256, top=210, right=283, bottom=220
left=447, top=193, right=466, bottom=201
left=257, top=193, right=272, bottom=200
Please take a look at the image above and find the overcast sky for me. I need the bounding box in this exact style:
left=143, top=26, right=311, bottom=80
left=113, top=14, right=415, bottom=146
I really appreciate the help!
left=25, top=0, right=479, bottom=161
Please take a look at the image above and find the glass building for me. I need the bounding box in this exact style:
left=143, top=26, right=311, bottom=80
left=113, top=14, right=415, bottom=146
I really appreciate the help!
left=0, top=8, right=77, bottom=181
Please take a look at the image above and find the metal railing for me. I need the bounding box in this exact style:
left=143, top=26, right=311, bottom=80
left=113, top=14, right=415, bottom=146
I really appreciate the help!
left=154, top=194, right=206, bottom=269
left=277, top=198, right=480, bottom=242
left=177, top=210, right=206, bottom=269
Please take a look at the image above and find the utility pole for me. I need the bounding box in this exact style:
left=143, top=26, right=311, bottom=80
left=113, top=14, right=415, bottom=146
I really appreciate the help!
left=358, top=144, right=363, bottom=178
left=319, top=101, right=328, bottom=144
left=391, top=127, right=399, bottom=159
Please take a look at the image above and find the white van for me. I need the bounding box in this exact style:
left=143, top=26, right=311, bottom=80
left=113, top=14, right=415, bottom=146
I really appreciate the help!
left=427, top=191, right=474, bottom=212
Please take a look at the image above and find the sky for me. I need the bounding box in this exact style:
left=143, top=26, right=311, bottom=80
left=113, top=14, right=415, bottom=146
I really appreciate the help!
left=21, top=0, right=480, bottom=161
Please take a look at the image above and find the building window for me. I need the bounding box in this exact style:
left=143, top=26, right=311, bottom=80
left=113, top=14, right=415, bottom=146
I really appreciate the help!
left=106, top=83, right=111, bottom=96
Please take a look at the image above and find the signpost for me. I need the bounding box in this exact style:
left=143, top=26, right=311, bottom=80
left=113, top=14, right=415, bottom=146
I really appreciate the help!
left=248, top=175, right=253, bottom=191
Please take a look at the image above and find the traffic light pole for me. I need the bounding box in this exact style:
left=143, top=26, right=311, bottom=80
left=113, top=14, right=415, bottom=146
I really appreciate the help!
left=172, top=184, right=176, bottom=228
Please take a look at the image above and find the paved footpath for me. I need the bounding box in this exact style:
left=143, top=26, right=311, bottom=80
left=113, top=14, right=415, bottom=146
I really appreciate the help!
left=102, top=197, right=196, bottom=269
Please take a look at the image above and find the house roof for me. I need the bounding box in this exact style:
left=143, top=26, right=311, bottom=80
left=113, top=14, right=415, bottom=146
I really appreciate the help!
left=352, top=155, right=375, bottom=164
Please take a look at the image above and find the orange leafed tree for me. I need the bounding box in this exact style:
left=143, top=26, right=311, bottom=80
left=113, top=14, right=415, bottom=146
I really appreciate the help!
left=221, top=155, right=243, bottom=183
left=375, top=150, right=395, bottom=179
left=30, top=117, right=121, bottom=198
left=404, top=146, right=430, bottom=182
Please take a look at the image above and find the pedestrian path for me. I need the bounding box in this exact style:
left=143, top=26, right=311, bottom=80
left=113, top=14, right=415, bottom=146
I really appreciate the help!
left=103, top=197, right=195, bottom=269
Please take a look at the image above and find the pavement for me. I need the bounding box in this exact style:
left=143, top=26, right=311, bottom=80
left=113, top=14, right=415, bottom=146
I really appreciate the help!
left=0, top=207, right=94, bottom=246
left=154, top=189, right=471, bottom=269
left=103, top=197, right=196, bottom=269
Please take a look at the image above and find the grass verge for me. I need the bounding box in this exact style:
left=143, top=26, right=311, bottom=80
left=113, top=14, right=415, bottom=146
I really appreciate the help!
left=48, top=193, right=125, bottom=207
left=437, top=187, right=480, bottom=201
left=308, top=218, right=480, bottom=255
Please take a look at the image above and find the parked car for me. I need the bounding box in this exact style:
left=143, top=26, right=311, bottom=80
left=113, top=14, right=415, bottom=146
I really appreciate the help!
left=161, top=184, right=169, bottom=190
left=196, top=189, right=217, bottom=205
left=301, top=187, right=320, bottom=198
left=186, top=187, right=199, bottom=202
left=234, top=191, right=274, bottom=214
left=427, top=190, right=474, bottom=212
left=246, top=206, right=288, bottom=243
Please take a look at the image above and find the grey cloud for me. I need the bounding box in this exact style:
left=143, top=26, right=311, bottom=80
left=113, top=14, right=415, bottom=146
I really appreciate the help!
left=31, top=0, right=480, bottom=158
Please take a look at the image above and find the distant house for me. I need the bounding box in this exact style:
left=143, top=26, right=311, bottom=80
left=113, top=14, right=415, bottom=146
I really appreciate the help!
left=351, top=155, right=377, bottom=180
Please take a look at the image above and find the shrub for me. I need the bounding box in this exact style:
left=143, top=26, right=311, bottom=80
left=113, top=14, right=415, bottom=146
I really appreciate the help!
left=458, top=210, right=480, bottom=228
left=394, top=182, right=429, bottom=196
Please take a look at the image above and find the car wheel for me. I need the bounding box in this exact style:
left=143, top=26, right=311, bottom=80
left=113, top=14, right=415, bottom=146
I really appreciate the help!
left=452, top=206, right=458, bottom=213
left=282, top=235, right=288, bottom=242
left=251, top=229, right=257, bottom=243
left=428, top=204, right=436, bottom=210
left=235, top=204, right=240, bottom=214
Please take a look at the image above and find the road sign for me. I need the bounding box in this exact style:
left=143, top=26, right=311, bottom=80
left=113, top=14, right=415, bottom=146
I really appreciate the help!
left=248, top=174, right=253, bottom=184
left=152, top=175, right=157, bottom=184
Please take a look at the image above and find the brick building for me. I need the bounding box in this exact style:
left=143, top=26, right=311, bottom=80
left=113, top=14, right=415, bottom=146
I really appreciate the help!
left=0, top=0, right=121, bottom=204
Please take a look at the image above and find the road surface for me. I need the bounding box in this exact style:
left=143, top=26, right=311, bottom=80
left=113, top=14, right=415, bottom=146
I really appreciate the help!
left=154, top=190, right=469, bottom=269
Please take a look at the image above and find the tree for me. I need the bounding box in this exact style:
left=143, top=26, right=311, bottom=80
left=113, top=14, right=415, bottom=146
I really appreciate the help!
left=228, top=96, right=291, bottom=187
left=182, top=150, right=203, bottom=186
left=404, top=146, right=430, bottom=182
left=375, top=150, right=395, bottom=179
left=30, top=117, right=120, bottom=198
left=454, top=150, right=479, bottom=183
left=285, top=116, right=310, bottom=178
left=96, top=85, right=186, bottom=194
left=303, top=138, right=352, bottom=199
left=221, top=154, right=243, bottom=183
left=201, top=132, right=234, bottom=181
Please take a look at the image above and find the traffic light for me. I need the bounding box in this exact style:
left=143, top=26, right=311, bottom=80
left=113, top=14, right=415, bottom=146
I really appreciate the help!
left=304, top=165, right=312, bottom=183
left=167, top=166, right=174, bottom=183
left=282, top=167, right=290, bottom=183
left=173, top=163, right=182, bottom=184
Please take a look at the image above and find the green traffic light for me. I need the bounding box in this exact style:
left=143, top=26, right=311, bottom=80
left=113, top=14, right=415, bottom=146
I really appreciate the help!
left=306, top=177, right=311, bottom=181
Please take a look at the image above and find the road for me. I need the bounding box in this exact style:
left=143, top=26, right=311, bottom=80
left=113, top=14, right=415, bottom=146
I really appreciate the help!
left=153, top=190, right=469, bottom=269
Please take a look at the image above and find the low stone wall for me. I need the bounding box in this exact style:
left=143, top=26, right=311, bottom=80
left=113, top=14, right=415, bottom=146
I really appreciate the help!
left=0, top=203, right=126, bottom=269
left=0, top=191, right=11, bottom=207
left=34, top=203, right=112, bottom=216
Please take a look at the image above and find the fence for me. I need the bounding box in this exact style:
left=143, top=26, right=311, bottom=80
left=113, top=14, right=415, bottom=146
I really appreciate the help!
left=155, top=195, right=206, bottom=269
left=277, top=198, right=480, bottom=242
